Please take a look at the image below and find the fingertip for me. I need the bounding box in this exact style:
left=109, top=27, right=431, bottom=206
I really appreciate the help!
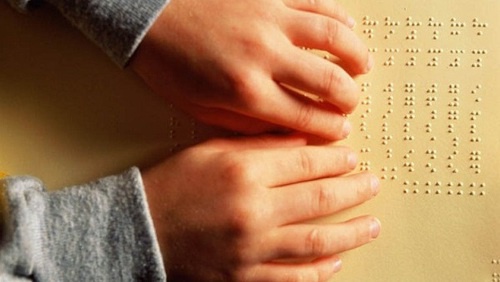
left=365, top=53, right=375, bottom=73
left=341, top=119, right=353, bottom=138
left=370, top=217, right=381, bottom=239
left=369, top=174, right=381, bottom=196
left=347, top=151, right=358, bottom=170
left=347, top=16, right=356, bottom=29
left=333, top=257, right=343, bottom=273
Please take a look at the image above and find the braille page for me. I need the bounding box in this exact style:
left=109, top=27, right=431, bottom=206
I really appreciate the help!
left=0, top=1, right=498, bottom=281
left=325, top=0, right=500, bottom=281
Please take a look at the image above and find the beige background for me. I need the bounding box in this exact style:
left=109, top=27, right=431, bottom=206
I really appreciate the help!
left=1, top=0, right=499, bottom=281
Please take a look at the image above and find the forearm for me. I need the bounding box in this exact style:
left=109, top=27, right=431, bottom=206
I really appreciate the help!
left=5, top=0, right=170, bottom=66
left=0, top=168, right=166, bottom=281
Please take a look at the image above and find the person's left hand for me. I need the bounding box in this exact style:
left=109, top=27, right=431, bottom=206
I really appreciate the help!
left=130, top=0, right=371, bottom=140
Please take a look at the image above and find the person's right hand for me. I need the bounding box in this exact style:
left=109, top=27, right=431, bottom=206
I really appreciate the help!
left=142, top=134, right=381, bottom=281
left=131, top=0, right=372, bottom=140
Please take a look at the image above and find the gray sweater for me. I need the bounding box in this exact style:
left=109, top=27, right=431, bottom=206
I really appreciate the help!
left=2, top=0, right=171, bottom=280
left=7, top=0, right=169, bottom=66
left=0, top=169, right=166, bottom=281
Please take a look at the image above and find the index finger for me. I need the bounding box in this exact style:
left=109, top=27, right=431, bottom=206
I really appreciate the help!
left=246, top=146, right=357, bottom=187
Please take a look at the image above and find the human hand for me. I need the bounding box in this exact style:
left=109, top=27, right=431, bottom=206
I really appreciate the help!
left=130, top=0, right=372, bottom=140
left=142, top=135, right=381, bottom=281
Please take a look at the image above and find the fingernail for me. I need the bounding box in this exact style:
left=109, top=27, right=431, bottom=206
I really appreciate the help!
left=370, top=218, right=381, bottom=239
left=342, top=120, right=352, bottom=138
left=347, top=152, right=358, bottom=169
left=347, top=17, right=356, bottom=29
left=333, top=258, right=343, bottom=273
left=370, top=175, right=380, bottom=196
left=366, top=54, right=374, bottom=73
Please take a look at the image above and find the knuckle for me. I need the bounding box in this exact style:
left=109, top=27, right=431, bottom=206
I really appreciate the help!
left=219, top=153, right=257, bottom=186
left=312, top=183, right=338, bottom=215
left=225, top=194, right=263, bottom=238
left=321, top=66, right=341, bottom=95
left=227, top=203, right=257, bottom=237
left=305, top=228, right=330, bottom=256
left=324, top=19, right=340, bottom=46
left=297, top=148, right=315, bottom=175
left=320, top=67, right=360, bottom=113
left=231, top=70, right=260, bottom=104
left=294, top=104, right=316, bottom=129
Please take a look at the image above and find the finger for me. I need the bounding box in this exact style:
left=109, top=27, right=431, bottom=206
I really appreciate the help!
left=183, top=102, right=289, bottom=135
left=205, top=133, right=309, bottom=152
left=272, top=172, right=380, bottom=224
left=243, top=146, right=357, bottom=187
left=273, top=47, right=360, bottom=113
left=244, top=255, right=341, bottom=282
left=262, top=216, right=381, bottom=261
left=241, top=80, right=352, bottom=140
left=284, top=12, right=372, bottom=75
left=283, top=0, right=355, bottom=28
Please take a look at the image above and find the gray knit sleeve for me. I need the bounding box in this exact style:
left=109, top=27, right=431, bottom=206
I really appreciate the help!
left=0, top=168, right=166, bottom=281
left=6, top=0, right=170, bottom=66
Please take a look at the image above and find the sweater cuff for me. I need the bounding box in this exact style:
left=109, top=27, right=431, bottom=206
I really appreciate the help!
left=45, top=0, right=170, bottom=67
left=0, top=168, right=166, bottom=281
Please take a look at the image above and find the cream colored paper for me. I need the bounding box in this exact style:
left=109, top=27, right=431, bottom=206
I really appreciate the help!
left=0, top=1, right=498, bottom=281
